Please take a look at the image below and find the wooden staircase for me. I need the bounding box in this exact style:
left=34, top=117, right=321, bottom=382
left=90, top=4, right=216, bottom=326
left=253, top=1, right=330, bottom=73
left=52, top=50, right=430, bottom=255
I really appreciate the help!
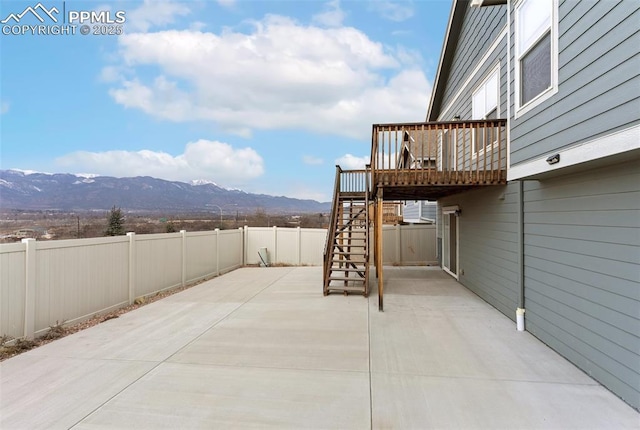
left=323, top=167, right=370, bottom=296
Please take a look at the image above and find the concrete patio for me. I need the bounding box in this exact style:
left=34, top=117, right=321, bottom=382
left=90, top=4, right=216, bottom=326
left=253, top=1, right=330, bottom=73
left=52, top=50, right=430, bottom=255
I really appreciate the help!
left=1, top=266, right=637, bottom=429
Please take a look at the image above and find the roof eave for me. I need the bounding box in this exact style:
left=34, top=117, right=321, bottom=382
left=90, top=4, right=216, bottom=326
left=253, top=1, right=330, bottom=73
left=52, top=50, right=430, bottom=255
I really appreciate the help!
left=426, top=0, right=469, bottom=122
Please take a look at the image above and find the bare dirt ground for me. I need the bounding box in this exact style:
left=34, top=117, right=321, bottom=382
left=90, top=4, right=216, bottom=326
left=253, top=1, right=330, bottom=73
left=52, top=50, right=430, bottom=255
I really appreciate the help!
left=0, top=277, right=212, bottom=362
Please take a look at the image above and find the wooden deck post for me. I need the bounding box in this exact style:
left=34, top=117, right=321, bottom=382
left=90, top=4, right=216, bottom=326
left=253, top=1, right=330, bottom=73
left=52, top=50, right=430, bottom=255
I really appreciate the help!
left=376, top=189, right=384, bottom=311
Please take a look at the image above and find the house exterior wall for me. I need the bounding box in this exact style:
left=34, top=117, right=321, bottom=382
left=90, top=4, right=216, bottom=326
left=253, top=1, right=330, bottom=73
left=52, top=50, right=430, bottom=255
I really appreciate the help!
left=421, top=201, right=437, bottom=221
left=403, top=201, right=421, bottom=222
left=522, top=159, right=640, bottom=408
left=509, top=0, right=640, bottom=169
left=429, top=0, right=640, bottom=409
left=438, top=184, right=519, bottom=318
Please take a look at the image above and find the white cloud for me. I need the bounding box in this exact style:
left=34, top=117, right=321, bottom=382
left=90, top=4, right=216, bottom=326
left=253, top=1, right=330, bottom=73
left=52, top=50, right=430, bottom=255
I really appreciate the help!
left=335, top=154, right=370, bottom=170
left=217, top=0, right=236, bottom=8
left=126, top=0, right=191, bottom=32
left=312, top=0, right=345, bottom=28
left=302, top=155, right=324, bottom=165
left=0, top=101, right=8, bottom=115
left=55, top=140, right=264, bottom=186
left=99, top=66, right=124, bottom=82
left=369, top=1, right=414, bottom=22
left=106, top=14, right=430, bottom=140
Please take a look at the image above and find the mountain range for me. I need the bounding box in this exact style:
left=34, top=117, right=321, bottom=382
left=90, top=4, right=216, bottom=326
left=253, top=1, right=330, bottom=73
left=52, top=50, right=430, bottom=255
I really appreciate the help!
left=0, top=170, right=330, bottom=214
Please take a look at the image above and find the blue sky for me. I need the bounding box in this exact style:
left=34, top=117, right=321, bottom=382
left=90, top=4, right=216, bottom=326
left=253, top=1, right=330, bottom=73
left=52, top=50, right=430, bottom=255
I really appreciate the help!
left=0, top=0, right=451, bottom=202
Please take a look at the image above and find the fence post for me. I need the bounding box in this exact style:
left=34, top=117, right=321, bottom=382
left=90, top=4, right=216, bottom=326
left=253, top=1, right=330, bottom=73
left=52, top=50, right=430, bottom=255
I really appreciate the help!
left=395, top=224, right=401, bottom=264
left=297, top=226, right=302, bottom=265
left=127, top=232, right=136, bottom=304
left=215, top=228, right=220, bottom=276
left=181, top=230, right=187, bottom=286
left=22, top=238, right=36, bottom=340
left=244, top=225, right=249, bottom=264
left=273, top=226, right=278, bottom=265
left=239, top=227, right=244, bottom=267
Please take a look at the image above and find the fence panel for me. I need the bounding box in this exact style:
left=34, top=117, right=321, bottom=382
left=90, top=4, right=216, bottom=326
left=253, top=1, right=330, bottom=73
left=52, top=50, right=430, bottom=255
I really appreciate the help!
left=219, top=230, right=242, bottom=273
left=0, top=243, right=27, bottom=338
left=400, top=225, right=437, bottom=265
left=135, top=233, right=182, bottom=297
left=374, top=224, right=437, bottom=265
left=34, top=237, right=129, bottom=335
left=300, top=228, right=326, bottom=265
left=245, top=227, right=275, bottom=265
left=185, top=231, right=216, bottom=282
left=276, top=228, right=298, bottom=265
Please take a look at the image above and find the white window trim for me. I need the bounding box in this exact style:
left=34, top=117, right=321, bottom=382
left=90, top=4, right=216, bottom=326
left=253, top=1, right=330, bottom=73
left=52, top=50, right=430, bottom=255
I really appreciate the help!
left=441, top=205, right=460, bottom=215
left=514, top=0, right=559, bottom=118
left=472, top=64, right=501, bottom=158
left=441, top=208, right=459, bottom=280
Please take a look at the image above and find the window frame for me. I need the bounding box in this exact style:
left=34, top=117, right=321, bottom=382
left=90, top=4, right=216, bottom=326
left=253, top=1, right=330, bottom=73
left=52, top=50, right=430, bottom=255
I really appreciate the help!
left=472, top=64, right=500, bottom=156
left=514, top=0, right=559, bottom=117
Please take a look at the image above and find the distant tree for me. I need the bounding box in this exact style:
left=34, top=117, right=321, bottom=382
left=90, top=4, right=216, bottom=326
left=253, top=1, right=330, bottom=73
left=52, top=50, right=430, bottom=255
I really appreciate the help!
left=104, top=206, right=125, bottom=236
left=165, top=222, right=177, bottom=233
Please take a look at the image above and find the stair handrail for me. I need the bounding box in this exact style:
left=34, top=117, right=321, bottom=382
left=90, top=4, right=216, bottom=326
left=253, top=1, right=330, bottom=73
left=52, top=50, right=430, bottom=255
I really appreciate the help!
left=324, top=165, right=342, bottom=288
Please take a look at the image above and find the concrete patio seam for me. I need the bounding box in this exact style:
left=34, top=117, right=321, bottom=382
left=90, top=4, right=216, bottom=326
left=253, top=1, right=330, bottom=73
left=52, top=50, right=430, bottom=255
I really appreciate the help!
left=367, top=370, right=600, bottom=386
left=69, top=267, right=295, bottom=429
left=155, top=360, right=370, bottom=374
left=163, top=267, right=295, bottom=364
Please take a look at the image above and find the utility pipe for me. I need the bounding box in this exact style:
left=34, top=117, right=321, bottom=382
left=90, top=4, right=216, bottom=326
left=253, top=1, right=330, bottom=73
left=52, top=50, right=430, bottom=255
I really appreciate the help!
left=517, top=180, right=525, bottom=331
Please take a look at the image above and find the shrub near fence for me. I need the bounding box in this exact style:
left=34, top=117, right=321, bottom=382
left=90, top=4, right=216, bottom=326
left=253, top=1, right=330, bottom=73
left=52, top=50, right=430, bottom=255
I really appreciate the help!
left=0, top=225, right=436, bottom=340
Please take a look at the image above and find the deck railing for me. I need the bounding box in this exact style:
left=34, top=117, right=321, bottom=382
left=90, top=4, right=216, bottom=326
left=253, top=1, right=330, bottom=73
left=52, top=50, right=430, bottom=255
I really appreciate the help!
left=370, top=119, right=507, bottom=187
left=339, top=168, right=370, bottom=194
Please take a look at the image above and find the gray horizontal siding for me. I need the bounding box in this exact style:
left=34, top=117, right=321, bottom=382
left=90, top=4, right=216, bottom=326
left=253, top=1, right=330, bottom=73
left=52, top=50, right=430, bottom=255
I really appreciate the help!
left=403, top=202, right=420, bottom=221
left=440, top=4, right=507, bottom=119
left=439, top=183, right=519, bottom=318
left=422, top=202, right=437, bottom=220
left=510, top=0, right=640, bottom=165
left=523, top=159, right=640, bottom=409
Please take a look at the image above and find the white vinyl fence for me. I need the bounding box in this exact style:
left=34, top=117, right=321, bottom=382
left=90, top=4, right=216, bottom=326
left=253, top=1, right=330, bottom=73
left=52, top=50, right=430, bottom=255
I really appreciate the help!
left=0, top=225, right=435, bottom=340
left=378, top=224, right=438, bottom=266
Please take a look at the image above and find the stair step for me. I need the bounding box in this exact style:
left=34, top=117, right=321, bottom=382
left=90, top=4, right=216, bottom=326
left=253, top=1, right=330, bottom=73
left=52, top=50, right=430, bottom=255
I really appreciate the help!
left=327, top=276, right=367, bottom=282
left=332, top=251, right=366, bottom=255
left=329, top=267, right=366, bottom=272
left=325, top=287, right=367, bottom=296
left=330, top=260, right=366, bottom=264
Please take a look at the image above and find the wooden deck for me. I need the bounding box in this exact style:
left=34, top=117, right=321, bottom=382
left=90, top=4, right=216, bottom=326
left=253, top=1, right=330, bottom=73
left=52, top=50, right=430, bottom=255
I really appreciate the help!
left=370, top=119, right=507, bottom=200
left=325, top=119, right=509, bottom=310
left=374, top=169, right=507, bottom=200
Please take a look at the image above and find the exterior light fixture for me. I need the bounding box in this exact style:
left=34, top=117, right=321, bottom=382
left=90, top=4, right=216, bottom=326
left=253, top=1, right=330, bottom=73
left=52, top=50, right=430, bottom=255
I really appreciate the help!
left=546, top=153, right=560, bottom=165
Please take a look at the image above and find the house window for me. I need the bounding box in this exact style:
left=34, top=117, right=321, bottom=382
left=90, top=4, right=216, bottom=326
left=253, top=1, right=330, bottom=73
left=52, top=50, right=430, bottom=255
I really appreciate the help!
left=472, top=67, right=499, bottom=154
left=515, top=0, right=557, bottom=113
